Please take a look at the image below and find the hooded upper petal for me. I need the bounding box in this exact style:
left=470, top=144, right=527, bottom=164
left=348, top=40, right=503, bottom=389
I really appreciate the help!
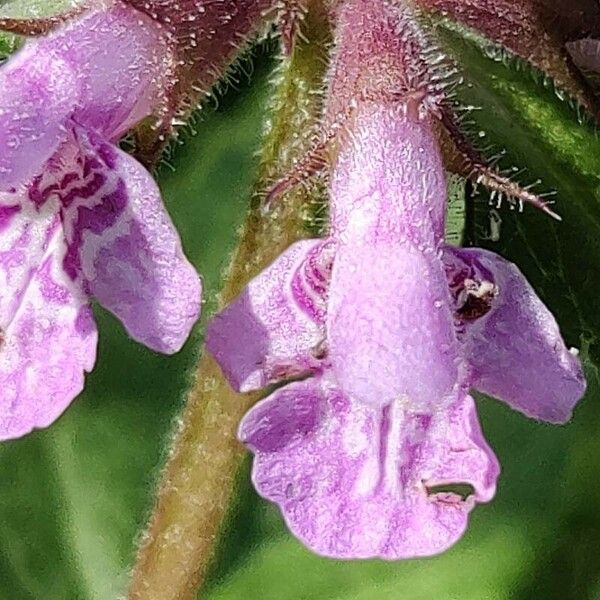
left=0, top=2, right=171, bottom=193
left=0, top=49, right=77, bottom=191
left=329, top=105, right=447, bottom=248
left=0, top=193, right=97, bottom=440
left=444, top=246, right=586, bottom=423
left=20, top=2, right=172, bottom=141
left=326, top=96, right=458, bottom=408
left=328, top=240, right=460, bottom=409
left=240, top=375, right=499, bottom=559
left=57, top=127, right=201, bottom=354
left=207, top=239, right=332, bottom=392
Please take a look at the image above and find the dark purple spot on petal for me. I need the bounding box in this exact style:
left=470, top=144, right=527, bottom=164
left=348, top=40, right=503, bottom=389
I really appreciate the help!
left=28, top=175, right=60, bottom=207
left=61, top=172, right=107, bottom=208
left=0, top=204, right=20, bottom=233
left=59, top=171, right=80, bottom=190
left=82, top=155, right=104, bottom=178
left=96, top=141, right=118, bottom=169
left=63, top=179, right=128, bottom=280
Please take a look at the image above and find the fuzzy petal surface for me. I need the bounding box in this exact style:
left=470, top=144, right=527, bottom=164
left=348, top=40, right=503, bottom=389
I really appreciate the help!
left=328, top=241, right=459, bottom=409
left=60, top=128, right=201, bottom=354
left=0, top=195, right=97, bottom=440
left=31, top=2, right=171, bottom=140
left=444, top=247, right=586, bottom=423
left=207, top=239, right=332, bottom=392
left=329, top=104, right=447, bottom=247
left=240, top=376, right=499, bottom=559
left=0, top=51, right=77, bottom=191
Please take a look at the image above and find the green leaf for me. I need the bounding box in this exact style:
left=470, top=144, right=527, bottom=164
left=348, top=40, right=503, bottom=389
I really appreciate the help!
left=0, top=0, right=78, bottom=18
left=0, top=0, right=79, bottom=56
left=0, top=30, right=17, bottom=58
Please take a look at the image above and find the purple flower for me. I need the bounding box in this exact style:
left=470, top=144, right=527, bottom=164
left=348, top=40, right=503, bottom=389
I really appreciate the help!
left=0, top=3, right=201, bottom=440
left=207, top=0, right=586, bottom=559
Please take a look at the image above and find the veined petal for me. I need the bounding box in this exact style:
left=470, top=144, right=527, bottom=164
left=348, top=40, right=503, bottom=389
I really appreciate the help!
left=240, top=376, right=499, bottom=559
left=61, top=128, right=201, bottom=354
left=207, top=239, right=332, bottom=392
left=1, top=192, right=62, bottom=325
left=328, top=241, right=459, bottom=409
left=0, top=50, right=77, bottom=191
left=444, top=247, right=586, bottom=423
left=0, top=195, right=97, bottom=440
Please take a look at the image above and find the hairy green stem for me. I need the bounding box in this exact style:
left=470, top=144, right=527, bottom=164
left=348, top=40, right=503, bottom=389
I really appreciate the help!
left=126, top=5, right=331, bottom=600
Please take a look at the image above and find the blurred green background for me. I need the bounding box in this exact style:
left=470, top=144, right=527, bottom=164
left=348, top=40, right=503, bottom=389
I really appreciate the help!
left=2, top=7, right=600, bottom=600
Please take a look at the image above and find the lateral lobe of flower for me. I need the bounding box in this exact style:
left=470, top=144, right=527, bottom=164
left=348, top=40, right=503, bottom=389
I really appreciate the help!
left=444, top=247, right=586, bottom=424
left=206, top=239, right=329, bottom=392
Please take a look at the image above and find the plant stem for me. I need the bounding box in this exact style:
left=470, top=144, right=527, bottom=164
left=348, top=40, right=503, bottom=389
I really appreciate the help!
left=126, top=4, right=330, bottom=600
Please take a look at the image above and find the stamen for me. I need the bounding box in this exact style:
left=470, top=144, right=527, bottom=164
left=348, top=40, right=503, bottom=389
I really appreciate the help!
left=455, top=277, right=497, bottom=321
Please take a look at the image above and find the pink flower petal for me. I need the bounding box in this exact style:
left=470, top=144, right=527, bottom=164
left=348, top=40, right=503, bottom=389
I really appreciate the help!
left=32, top=3, right=171, bottom=140
left=0, top=49, right=77, bottom=191
left=444, top=247, right=586, bottom=423
left=240, top=376, right=499, bottom=559
left=328, top=241, right=460, bottom=409
left=0, top=195, right=97, bottom=440
left=328, top=109, right=447, bottom=248
left=207, top=239, right=332, bottom=392
left=61, top=128, right=201, bottom=354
